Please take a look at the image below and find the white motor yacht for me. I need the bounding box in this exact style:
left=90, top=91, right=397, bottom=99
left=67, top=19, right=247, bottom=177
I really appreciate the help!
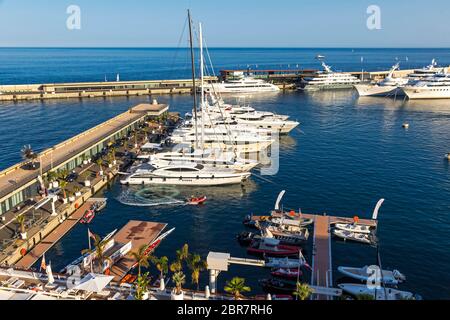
left=120, top=162, right=250, bottom=186
left=402, top=72, right=450, bottom=99
left=202, top=72, right=280, bottom=94
left=299, top=61, right=360, bottom=91
left=354, top=62, right=409, bottom=97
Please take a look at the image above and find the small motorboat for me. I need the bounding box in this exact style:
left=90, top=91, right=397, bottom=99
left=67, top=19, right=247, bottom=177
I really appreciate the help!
left=243, top=214, right=269, bottom=229
left=254, top=294, right=293, bottom=301
left=247, top=237, right=300, bottom=257
left=265, top=257, right=306, bottom=269
left=270, top=216, right=314, bottom=228
left=334, top=223, right=372, bottom=234
left=80, top=209, right=95, bottom=224
left=333, top=229, right=373, bottom=244
left=260, top=278, right=296, bottom=293
left=91, top=200, right=107, bottom=213
left=237, top=231, right=258, bottom=246
left=186, top=195, right=207, bottom=205
left=338, top=266, right=406, bottom=285
left=338, top=283, right=420, bottom=300
left=271, top=268, right=301, bottom=280
left=262, top=225, right=309, bottom=243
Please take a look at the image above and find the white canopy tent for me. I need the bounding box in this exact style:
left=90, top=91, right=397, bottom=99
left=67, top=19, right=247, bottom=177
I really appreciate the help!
left=73, top=273, right=114, bottom=293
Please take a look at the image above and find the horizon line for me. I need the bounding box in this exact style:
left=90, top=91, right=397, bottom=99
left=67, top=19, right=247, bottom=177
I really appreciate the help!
left=1, top=46, right=450, bottom=50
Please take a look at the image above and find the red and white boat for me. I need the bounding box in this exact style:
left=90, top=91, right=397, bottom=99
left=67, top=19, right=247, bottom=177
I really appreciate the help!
left=186, top=196, right=207, bottom=205
left=271, top=268, right=301, bottom=280
left=80, top=209, right=95, bottom=224
left=247, top=237, right=300, bottom=257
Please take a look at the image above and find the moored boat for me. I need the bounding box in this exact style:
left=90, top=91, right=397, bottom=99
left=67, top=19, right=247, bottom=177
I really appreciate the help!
left=333, top=229, right=373, bottom=244
left=338, top=266, right=405, bottom=285
left=247, top=237, right=300, bottom=257
left=259, top=278, right=296, bottom=293
left=271, top=268, right=302, bottom=280
left=338, top=283, right=420, bottom=300
left=334, top=223, right=372, bottom=234
left=265, top=257, right=306, bottom=269
left=80, top=209, right=95, bottom=224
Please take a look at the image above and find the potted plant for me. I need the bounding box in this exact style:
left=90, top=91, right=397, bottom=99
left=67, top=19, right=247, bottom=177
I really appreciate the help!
left=110, top=147, right=117, bottom=165
left=82, top=154, right=89, bottom=165
left=47, top=171, right=57, bottom=189
left=293, top=282, right=313, bottom=301
left=68, top=191, right=75, bottom=203
left=135, top=272, right=151, bottom=300
left=96, top=159, right=104, bottom=176
left=59, top=180, right=68, bottom=204
left=74, top=186, right=82, bottom=197
left=171, top=271, right=186, bottom=300
left=224, top=277, right=251, bottom=300
left=151, top=255, right=169, bottom=291
left=187, top=253, right=208, bottom=291
left=81, top=171, right=91, bottom=187
left=16, top=215, right=27, bottom=240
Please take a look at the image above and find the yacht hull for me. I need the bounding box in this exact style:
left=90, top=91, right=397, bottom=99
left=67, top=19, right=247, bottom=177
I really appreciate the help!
left=354, top=84, right=404, bottom=97
left=120, top=173, right=250, bottom=186
left=402, top=86, right=450, bottom=99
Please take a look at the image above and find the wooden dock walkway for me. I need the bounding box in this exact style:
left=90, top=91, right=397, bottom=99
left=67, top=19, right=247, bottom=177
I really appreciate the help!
left=310, top=215, right=331, bottom=300
left=109, top=220, right=167, bottom=282
left=14, top=199, right=96, bottom=269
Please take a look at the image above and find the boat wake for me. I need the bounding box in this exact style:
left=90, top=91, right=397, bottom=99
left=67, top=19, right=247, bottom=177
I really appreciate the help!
left=116, top=186, right=185, bottom=207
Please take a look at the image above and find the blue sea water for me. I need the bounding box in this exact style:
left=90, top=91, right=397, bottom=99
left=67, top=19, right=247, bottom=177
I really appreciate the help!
left=1, top=48, right=450, bottom=299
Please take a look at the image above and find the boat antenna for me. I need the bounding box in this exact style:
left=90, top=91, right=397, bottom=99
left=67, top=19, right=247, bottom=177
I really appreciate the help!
left=188, top=9, right=199, bottom=149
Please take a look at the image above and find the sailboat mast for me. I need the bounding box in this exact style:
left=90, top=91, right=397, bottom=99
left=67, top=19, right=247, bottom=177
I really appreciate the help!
left=188, top=9, right=199, bottom=149
left=199, top=22, right=205, bottom=150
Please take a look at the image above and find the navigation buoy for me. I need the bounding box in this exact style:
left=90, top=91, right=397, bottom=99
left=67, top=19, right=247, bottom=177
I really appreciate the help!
left=402, top=123, right=409, bottom=129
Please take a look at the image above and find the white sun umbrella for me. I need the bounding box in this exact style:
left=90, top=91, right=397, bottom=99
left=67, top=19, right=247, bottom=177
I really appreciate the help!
left=73, top=273, right=114, bottom=293
left=46, top=263, right=55, bottom=284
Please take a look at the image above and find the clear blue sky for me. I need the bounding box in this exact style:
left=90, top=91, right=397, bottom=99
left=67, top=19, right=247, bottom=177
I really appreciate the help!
left=0, top=0, right=449, bottom=47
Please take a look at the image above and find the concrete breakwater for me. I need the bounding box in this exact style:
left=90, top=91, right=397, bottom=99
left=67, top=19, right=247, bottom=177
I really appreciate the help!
left=0, top=68, right=421, bottom=102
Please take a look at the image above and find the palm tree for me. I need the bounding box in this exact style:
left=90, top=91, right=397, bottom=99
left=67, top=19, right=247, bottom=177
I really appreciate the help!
left=172, top=271, right=186, bottom=295
left=81, top=233, right=112, bottom=273
left=16, top=215, right=26, bottom=237
left=21, top=144, right=38, bottom=168
left=151, top=255, right=169, bottom=281
left=187, top=253, right=207, bottom=290
left=57, top=168, right=69, bottom=181
left=129, top=244, right=150, bottom=277
left=59, top=180, right=68, bottom=200
left=110, top=147, right=117, bottom=162
left=95, top=158, right=103, bottom=175
left=293, top=282, right=313, bottom=301
left=224, top=277, right=251, bottom=300
left=135, top=272, right=150, bottom=300
left=170, top=244, right=189, bottom=273
left=355, top=293, right=375, bottom=300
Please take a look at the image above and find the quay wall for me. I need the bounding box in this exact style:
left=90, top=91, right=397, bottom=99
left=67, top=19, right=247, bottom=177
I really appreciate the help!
left=1, top=67, right=442, bottom=102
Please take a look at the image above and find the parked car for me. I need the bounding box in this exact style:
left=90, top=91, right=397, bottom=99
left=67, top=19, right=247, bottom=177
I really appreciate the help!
left=66, top=172, right=78, bottom=182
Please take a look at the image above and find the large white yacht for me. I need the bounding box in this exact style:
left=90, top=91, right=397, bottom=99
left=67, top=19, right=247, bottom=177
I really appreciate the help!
left=354, top=62, right=409, bottom=97
left=202, top=72, right=280, bottom=94
left=299, top=62, right=360, bottom=91
left=170, top=127, right=274, bottom=153
left=149, top=148, right=259, bottom=172
left=406, top=59, right=445, bottom=84
left=402, top=73, right=450, bottom=99
left=120, top=163, right=250, bottom=186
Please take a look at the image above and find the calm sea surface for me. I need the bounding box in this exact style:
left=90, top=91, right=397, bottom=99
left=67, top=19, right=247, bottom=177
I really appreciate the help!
left=1, top=48, right=450, bottom=299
